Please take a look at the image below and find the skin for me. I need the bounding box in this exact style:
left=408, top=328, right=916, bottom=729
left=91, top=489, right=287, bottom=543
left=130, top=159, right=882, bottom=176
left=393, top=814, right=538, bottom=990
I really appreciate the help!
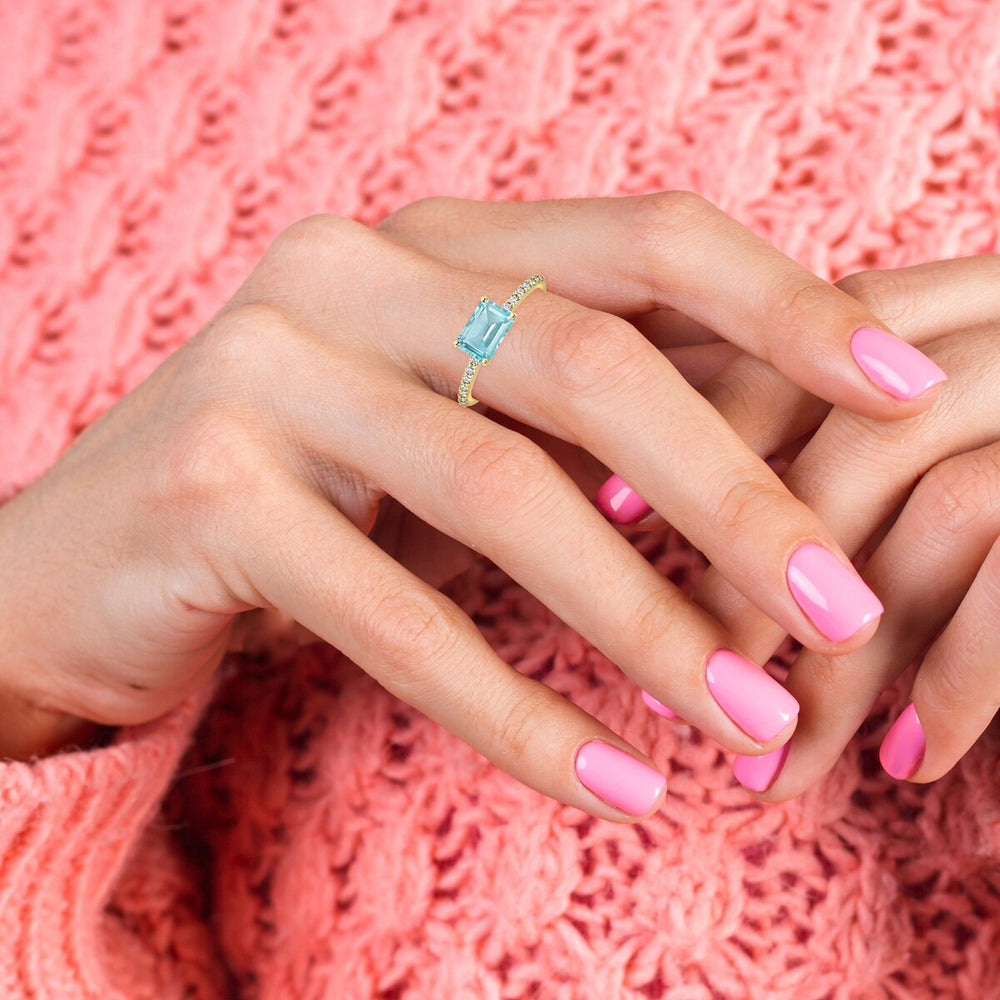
left=670, top=256, right=1000, bottom=796
left=0, top=194, right=945, bottom=822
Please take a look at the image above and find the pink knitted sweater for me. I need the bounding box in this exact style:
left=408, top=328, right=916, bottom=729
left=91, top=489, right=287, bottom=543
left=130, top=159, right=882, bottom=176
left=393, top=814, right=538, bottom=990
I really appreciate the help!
left=3, top=2, right=1000, bottom=997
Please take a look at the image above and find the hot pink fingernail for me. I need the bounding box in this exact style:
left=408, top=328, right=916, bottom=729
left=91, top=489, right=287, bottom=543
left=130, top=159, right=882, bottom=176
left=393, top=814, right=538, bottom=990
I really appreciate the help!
left=596, top=474, right=653, bottom=525
left=574, top=740, right=666, bottom=816
left=734, top=743, right=790, bottom=792
left=879, top=702, right=925, bottom=780
left=850, top=327, right=947, bottom=400
left=787, top=543, right=884, bottom=642
left=641, top=689, right=678, bottom=719
left=705, top=649, right=799, bottom=742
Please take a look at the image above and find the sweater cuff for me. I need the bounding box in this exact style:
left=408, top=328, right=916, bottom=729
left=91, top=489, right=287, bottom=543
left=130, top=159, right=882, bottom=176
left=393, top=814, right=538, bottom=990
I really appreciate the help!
left=0, top=687, right=211, bottom=992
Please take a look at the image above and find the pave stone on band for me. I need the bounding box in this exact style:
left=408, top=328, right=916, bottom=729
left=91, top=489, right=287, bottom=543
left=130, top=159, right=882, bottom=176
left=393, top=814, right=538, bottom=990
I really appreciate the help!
left=455, top=274, right=546, bottom=406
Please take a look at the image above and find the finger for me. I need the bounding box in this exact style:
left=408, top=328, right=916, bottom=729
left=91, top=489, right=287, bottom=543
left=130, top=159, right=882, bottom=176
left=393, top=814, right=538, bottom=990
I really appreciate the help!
left=325, top=367, right=800, bottom=757
left=660, top=342, right=743, bottom=388
left=248, top=224, right=885, bottom=656
left=697, top=255, right=1000, bottom=459
left=209, top=299, right=801, bottom=760
left=398, top=267, right=884, bottom=654
left=378, top=193, right=947, bottom=418
left=696, top=323, right=1000, bottom=664
left=836, top=255, right=1000, bottom=341
left=744, top=443, right=1000, bottom=797
left=242, top=478, right=667, bottom=822
left=629, top=308, right=722, bottom=349
left=889, top=550, right=1000, bottom=782
left=600, top=255, right=1000, bottom=535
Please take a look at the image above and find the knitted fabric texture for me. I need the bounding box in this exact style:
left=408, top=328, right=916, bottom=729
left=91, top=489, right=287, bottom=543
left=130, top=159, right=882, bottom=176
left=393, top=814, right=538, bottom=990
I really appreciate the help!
left=2, top=1, right=1000, bottom=998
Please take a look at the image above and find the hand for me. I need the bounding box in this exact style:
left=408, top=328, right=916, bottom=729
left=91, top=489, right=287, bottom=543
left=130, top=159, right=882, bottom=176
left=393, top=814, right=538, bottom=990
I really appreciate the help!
left=684, top=255, right=1000, bottom=795
left=0, top=194, right=935, bottom=821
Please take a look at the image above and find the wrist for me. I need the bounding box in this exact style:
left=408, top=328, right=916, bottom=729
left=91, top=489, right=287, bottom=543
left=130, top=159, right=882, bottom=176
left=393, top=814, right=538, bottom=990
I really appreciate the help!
left=0, top=493, right=104, bottom=759
left=0, top=688, right=101, bottom=760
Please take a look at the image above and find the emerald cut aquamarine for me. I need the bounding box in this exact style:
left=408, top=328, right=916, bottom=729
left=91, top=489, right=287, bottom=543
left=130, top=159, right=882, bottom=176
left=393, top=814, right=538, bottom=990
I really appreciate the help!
left=456, top=299, right=515, bottom=362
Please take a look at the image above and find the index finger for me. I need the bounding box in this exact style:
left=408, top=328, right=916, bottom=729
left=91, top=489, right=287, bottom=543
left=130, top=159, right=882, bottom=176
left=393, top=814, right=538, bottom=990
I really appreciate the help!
left=378, top=193, right=946, bottom=420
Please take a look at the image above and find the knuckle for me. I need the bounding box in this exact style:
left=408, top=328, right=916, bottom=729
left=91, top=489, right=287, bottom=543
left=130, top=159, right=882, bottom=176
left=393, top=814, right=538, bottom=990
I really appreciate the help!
left=191, top=302, right=303, bottom=403
left=202, top=301, right=292, bottom=374
left=143, top=308, right=292, bottom=520
left=631, top=190, right=720, bottom=279
left=712, top=475, right=792, bottom=546
left=359, top=585, right=460, bottom=677
left=273, top=212, right=356, bottom=255
left=629, top=584, right=688, bottom=660
left=823, top=405, right=937, bottom=475
left=919, top=656, right=970, bottom=717
left=267, top=213, right=383, bottom=284
left=835, top=269, right=915, bottom=328
left=633, top=189, right=716, bottom=235
left=376, top=196, right=457, bottom=236
left=491, top=683, right=553, bottom=764
left=160, top=406, right=258, bottom=517
left=537, top=310, right=645, bottom=400
left=451, top=430, right=553, bottom=521
left=770, top=272, right=836, bottom=325
left=914, top=452, right=1000, bottom=540
left=702, top=358, right=781, bottom=429
left=796, top=653, right=841, bottom=697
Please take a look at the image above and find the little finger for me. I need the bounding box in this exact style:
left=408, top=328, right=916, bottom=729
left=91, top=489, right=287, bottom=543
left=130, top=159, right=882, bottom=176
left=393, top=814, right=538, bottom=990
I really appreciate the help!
left=243, top=479, right=668, bottom=822
left=884, top=537, right=1000, bottom=783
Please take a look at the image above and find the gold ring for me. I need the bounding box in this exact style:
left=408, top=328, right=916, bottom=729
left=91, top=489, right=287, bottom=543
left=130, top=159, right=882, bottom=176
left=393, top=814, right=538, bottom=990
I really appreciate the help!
left=454, top=274, right=546, bottom=406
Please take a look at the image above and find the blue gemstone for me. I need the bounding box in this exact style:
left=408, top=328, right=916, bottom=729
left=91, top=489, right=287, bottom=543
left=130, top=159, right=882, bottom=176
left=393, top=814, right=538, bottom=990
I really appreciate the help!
left=456, top=299, right=515, bottom=362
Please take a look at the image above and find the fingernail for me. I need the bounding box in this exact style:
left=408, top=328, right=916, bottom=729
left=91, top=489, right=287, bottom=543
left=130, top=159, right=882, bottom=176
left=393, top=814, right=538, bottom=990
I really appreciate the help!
left=879, top=702, right=925, bottom=780
left=596, top=474, right=653, bottom=525
left=787, top=543, right=884, bottom=642
left=574, top=740, right=666, bottom=816
left=641, top=689, right=678, bottom=719
left=734, top=743, right=790, bottom=792
left=705, top=649, right=799, bottom=742
left=850, top=327, right=947, bottom=400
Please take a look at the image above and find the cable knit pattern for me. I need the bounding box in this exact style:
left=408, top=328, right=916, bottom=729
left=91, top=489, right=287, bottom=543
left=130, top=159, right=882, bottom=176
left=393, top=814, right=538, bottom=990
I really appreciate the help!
left=2, top=1, right=1000, bottom=997
left=0, top=688, right=222, bottom=998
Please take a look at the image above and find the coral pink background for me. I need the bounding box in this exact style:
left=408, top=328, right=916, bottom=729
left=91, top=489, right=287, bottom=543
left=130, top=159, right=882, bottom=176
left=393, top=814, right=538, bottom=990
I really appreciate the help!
left=2, top=2, right=1000, bottom=997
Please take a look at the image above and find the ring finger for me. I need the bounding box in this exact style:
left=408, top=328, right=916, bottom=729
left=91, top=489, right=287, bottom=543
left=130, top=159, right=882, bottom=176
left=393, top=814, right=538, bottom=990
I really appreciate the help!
left=246, top=477, right=668, bottom=822
left=394, top=260, right=884, bottom=655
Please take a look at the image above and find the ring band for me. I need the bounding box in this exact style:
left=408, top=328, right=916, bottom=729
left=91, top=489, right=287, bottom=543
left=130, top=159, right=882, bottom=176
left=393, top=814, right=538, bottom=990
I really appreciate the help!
left=454, top=274, right=546, bottom=406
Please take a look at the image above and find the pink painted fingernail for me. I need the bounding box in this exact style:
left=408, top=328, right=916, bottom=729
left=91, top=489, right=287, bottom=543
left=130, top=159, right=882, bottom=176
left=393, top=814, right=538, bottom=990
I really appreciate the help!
left=787, top=543, right=884, bottom=642
left=574, top=740, right=666, bottom=816
left=734, top=743, right=790, bottom=792
left=705, top=649, right=799, bottom=742
left=879, top=702, right=925, bottom=780
left=596, top=474, right=653, bottom=525
left=641, top=689, right=679, bottom=719
left=850, top=327, right=947, bottom=400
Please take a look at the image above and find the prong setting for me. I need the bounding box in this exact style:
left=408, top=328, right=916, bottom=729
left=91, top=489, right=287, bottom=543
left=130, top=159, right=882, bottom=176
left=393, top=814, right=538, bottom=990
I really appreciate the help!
left=454, top=275, right=545, bottom=406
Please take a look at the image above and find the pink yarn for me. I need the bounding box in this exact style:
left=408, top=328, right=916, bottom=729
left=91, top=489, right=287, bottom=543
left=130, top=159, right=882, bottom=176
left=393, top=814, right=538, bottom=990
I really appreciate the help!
left=2, top=1, right=1000, bottom=997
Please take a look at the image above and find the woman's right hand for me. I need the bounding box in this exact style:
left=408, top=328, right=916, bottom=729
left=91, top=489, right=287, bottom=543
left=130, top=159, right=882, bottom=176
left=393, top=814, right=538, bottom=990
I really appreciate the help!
left=634, top=255, right=1000, bottom=797
left=0, top=194, right=938, bottom=821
